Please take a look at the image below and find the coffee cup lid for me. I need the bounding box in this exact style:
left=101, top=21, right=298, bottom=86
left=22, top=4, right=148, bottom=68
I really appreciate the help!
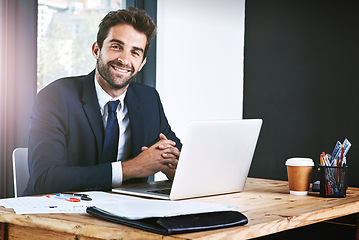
left=285, top=157, right=314, bottom=166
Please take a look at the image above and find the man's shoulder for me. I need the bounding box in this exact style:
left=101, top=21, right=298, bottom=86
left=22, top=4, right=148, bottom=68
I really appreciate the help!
left=46, top=73, right=91, bottom=90
left=39, top=72, right=94, bottom=95
left=127, top=82, right=160, bottom=103
left=128, top=81, right=156, bottom=91
left=128, top=82, right=158, bottom=96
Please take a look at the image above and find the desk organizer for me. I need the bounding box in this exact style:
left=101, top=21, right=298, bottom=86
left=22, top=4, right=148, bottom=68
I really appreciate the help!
left=319, top=165, right=348, bottom=198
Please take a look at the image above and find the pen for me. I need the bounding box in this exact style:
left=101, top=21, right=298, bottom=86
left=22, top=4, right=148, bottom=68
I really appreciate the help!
left=61, top=193, right=92, bottom=201
left=55, top=194, right=81, bottom=202
left=340, top=144, right=344, bottom=166
left=320, top=153, right=324, bottom=166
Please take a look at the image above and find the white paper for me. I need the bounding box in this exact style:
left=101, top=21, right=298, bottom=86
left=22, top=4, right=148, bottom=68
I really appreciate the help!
left=0, top=195, right=91, bottom=214
left=98, top=198, right=234, bottom=220
left=0, top=191, right=234, bottom=218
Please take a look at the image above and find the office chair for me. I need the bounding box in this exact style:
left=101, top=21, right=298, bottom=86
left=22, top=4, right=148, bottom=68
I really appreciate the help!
left=12, top=148, right=29, bottom=198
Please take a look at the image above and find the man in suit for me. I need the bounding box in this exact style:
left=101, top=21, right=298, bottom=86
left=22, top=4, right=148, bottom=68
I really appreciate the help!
left=24, top=7, right=181, bottom=195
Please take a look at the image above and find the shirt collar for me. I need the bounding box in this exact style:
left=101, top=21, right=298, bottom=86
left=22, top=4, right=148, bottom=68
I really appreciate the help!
left=94, top=75, right=127, bottom=112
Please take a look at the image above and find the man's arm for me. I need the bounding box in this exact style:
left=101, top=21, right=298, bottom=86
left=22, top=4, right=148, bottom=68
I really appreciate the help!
left=123, top=83, right=182, bottom=182
left=25, top=79, right=112, bottom=195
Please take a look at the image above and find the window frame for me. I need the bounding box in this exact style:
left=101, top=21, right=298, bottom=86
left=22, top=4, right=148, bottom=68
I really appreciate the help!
left=127, top=0, right=157, bottom=88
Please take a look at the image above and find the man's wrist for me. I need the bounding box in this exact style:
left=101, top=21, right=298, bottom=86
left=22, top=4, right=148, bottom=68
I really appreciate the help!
left=111, top=161, right=123, bottom=188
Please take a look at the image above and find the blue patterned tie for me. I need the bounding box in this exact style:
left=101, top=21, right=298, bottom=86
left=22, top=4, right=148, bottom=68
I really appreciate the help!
left=102, top=100, right=120, bottom=163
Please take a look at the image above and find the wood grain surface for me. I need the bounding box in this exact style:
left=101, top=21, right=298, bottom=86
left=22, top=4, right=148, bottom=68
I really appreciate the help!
left=1, top=178, right=359, bottom=239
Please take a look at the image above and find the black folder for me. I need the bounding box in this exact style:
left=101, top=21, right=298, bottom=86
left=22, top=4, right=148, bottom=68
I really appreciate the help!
left=87, top=206, right=248, bottom=235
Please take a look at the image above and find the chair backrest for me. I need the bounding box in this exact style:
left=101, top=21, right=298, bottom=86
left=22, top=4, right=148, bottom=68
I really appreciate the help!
left=12, top=148, right=29, bottom=198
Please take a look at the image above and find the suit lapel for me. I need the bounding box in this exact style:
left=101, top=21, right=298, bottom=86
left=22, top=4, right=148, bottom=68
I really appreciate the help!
left=81, top=70, right=104, bottom=161
left=126, top=84, right=145, bottom=158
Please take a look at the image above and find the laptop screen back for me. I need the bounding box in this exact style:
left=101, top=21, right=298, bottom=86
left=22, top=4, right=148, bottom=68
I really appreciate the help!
left=169, top=119, right=262, bottom=200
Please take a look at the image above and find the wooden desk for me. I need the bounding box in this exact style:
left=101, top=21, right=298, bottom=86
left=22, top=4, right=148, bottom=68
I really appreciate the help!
left=1, top=178, right=359, bottom=239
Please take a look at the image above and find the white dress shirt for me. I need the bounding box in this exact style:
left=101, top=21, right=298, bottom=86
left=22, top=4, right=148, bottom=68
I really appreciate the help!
left=94, top=77, right=132, bottom=187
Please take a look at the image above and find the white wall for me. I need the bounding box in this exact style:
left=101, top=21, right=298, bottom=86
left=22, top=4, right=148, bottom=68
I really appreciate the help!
left=156, top=0, right=245, bottom=140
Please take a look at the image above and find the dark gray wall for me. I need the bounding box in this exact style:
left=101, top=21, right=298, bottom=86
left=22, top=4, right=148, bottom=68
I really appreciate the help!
left=244, top=0, right=359, bottom=186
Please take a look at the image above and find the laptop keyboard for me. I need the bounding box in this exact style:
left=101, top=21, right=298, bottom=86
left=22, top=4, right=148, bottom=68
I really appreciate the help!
left=147, top=188, right=171, bottom=195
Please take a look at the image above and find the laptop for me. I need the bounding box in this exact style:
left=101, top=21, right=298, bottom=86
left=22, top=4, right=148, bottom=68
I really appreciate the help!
left=112, top=119, right=262, bottom=200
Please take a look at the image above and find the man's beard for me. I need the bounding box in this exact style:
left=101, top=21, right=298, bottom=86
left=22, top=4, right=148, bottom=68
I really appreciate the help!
left=96, top=53, right=138, bottom=90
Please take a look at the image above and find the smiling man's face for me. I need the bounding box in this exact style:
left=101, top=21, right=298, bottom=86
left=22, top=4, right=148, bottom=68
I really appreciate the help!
left=92, top=24, right=147, bottom=97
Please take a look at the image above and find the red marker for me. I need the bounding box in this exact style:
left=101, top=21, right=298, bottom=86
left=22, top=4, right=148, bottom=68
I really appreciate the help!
left=66, top=198, right=81, bottom=202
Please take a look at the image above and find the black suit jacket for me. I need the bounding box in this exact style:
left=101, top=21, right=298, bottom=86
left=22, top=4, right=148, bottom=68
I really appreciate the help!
left=24, top=70, right=181, bottom=195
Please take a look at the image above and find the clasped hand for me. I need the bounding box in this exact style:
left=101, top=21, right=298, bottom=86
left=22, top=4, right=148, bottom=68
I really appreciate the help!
left=122, top=133, right=180, bottom=181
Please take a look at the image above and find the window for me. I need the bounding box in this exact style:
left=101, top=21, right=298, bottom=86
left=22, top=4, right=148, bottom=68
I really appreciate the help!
left=37, top=0, right=126, bottom=91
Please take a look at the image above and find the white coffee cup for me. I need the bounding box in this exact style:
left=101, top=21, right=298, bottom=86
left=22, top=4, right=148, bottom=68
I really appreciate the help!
left=285, top=158, right=314, bottom=195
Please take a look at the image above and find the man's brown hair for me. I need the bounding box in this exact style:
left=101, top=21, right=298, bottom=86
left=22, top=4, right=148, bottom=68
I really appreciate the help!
left=97, top=6, right=156, bottom=59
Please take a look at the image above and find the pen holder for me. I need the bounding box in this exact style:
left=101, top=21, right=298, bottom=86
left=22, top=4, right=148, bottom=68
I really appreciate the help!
left=319, top=165, right=348, bottom=198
